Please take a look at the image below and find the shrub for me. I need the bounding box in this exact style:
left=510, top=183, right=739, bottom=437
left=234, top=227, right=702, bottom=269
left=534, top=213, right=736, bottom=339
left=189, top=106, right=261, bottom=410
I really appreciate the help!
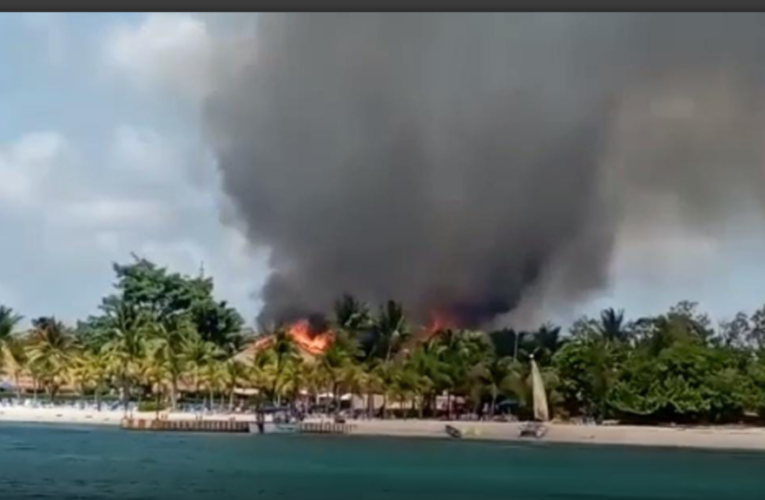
left=137, top=401, right=167, bottom=413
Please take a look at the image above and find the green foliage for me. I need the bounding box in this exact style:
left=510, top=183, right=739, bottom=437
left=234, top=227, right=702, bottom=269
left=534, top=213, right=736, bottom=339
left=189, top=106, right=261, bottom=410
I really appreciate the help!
left=26, top=317, right=76, bottom=398
left=6, top=260, right=765, bottom=428
left=597, top=308, right=629, bottom=344
left=0, top=306, right=24, bottom=376
left=96, top=255, right=244, bottom=351
left=371, top=300, right=409, bottom=361
left=0, top=306, right=23, bottom=342
left=750, top=357, right=765, bottom=417
left=553, top=338, right=620, bottom=419
left=607, top=342, right=757, bottom=423
left=137, top=400, right=167, bottom=412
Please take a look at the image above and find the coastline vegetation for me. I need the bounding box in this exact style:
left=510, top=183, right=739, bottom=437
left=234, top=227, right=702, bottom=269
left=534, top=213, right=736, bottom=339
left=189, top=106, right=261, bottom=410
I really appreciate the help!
left=1, top=256, right=764, bottom=425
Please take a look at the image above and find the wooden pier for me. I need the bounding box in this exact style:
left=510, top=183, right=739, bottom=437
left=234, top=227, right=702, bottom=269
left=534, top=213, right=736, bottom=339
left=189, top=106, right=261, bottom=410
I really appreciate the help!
left=298, top=421, right=357, bottom=434
left=121, top=418, right=357, bottom=435
left=121, top=418, right=249, bottom=433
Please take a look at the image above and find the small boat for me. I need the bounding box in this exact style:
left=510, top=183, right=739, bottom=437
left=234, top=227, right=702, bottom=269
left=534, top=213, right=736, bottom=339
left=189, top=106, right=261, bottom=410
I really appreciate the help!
left=248, top=422, right=300, bottom=434
left=519, top=421, right=548, bottom=438
left=249, top=408, right=301, bottom=434
left=445, top=425, right=462, bottom=439
left=270, top=423, right=300, bottom=434
left=519, top=355, right=549, bottom=440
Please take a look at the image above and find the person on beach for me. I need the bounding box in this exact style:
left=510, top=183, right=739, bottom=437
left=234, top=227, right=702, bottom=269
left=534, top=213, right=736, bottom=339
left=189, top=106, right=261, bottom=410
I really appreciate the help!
left=256, top=411, right=265, bottom=434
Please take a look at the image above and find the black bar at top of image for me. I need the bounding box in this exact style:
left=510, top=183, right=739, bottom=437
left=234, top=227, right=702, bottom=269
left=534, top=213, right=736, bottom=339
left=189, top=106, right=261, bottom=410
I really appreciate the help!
left=3, top=0, right=759, bottom=13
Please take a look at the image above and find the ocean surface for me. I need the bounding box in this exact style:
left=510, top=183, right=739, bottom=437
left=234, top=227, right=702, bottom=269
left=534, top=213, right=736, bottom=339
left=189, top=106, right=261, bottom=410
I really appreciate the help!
left=0, top=423, right=763, bottom=500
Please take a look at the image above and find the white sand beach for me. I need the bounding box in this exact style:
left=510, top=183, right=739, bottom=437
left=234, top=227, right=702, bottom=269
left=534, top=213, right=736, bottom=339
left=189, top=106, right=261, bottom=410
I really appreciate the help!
left=0, top=406, right=255, bottom=426
left=3, top=406, right=765, bottom=451
left=351, top=420, right=765, bottom=451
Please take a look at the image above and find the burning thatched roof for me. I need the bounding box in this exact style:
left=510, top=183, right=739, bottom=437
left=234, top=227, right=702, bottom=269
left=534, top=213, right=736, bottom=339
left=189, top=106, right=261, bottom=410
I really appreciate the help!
left=234, top=319, right=335, bottom=364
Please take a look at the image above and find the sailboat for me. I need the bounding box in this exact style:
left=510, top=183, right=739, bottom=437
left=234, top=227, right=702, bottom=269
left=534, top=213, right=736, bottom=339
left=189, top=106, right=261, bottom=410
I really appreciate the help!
left=519, top=355, right=549, bottom=439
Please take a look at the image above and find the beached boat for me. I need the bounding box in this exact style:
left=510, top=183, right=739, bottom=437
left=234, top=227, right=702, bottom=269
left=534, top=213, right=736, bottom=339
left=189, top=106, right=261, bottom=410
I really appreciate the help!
left=519, top=421, right=548, bottom=438
left=445, top=424, right=462, bottom=439
left=519, top=355, right=549, bottom=439
left=248, top=422, right=300, bottom=434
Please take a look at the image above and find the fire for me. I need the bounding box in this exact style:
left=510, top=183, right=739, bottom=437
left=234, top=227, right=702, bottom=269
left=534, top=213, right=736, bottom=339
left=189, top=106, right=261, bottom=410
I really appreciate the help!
left=248, top=309, right=457, bottom=360
left=406, top=309, right=458, bottom=348
left=428, top=310, right=457, bottom=334
left=396, top=309, right=458, bottom=357
left=245, top=319, right=334, bottom=359
left=421, top=309, right=458, bottom=342
left=287, top=319, right=334, bottom=356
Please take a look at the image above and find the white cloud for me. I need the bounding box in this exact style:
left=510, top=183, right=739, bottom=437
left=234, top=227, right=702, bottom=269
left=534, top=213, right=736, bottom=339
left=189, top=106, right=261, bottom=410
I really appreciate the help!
left=139, top=240, right=208, bottom=277
left=0, top=131, right=67, bottom=207
left=611, top=191, right=724, bottom=286
left=1, top=19, right=266, bottom=324
left=103, top=13, right=214, bottom=101
left=111, top=125, right=182, bottom=180
left=614, top=230, right=720, bottom=282
left=51, top=198, right=172, bottom=230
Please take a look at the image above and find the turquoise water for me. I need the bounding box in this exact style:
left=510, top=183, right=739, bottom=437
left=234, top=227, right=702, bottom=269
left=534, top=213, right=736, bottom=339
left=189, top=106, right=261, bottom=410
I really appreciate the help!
left=0, top=423, right=763, bottom=499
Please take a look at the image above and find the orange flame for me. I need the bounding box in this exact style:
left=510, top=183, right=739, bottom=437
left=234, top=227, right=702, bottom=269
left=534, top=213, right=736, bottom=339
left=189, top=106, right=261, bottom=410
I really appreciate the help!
left=287, top=319, right=334, bottom=356
left=248, top=319, right=334, bottom=357
left=396, top=309, right=459, bottom=357
left=424, top=309, right=458, bottom=339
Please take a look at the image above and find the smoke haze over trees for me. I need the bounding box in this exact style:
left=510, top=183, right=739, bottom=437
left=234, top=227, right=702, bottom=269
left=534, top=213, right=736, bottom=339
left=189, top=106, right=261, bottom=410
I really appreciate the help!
left=203, top=14, right=765, bottom=326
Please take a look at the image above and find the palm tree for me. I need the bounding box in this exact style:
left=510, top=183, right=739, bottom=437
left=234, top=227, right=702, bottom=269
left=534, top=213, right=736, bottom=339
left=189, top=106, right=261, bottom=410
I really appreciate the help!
left=249, top=349, right=277, bottom=410
left=202, top=349, right=225, bottom=410
left=270, top=326, right=300, bottom=405
left=391, top=362, right=421, bottom=416
left=469, top=356, right=520, bottom=417
left=333, top=294, right=372, bottom=333
left=4, top=340, right=28, bottom=400
left=222, top=358, right=248, bottom=411
left=361, top=361, right=383, bottom=417
left=496, top=360, right=560, bottom=420
left=373, top=300, right=409, bottom=362
left=102, top=303, right=150, bottom=412
left=435, top=329, right=486, bottom=417
left=598, top=308, right=628, bottom=344
left=0, top=306, right=23, bottom=392
left=333, top=294, right=373, bottom=358
left=26, top=317, right=75, bottom=401
left=340, top=361, right=367, bottom=415
left=0, top=307, right=26, bottom=399
left=398, top=352, right=440, bottom=418
left=407, top=341, right=451, bottom=416
left=525, top=323, right=563, bottom=363
left=368, top=358, right=396, bottom=418
left=299, top=361, right=326, bottom=411
left=70, top=349, right=111, bottom=410
left=151, top=316, right=193, bottom=409
left=319, top=341, right=353, bottom=414
left=142, top=338, right=171, bottom=415
left=183, top=333, right=219, bottom=406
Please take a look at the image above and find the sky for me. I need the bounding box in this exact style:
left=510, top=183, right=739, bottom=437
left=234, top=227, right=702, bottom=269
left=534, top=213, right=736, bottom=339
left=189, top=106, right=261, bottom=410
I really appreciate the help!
left=1, top=12, right=764, bottom=330
left=0, top=13, right=269, bottom=327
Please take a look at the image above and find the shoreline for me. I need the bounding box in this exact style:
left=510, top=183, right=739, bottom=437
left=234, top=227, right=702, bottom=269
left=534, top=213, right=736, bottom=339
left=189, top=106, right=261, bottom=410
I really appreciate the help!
left=351, top=420, right=765, bottom=451
left=3, top=407, right=765, bottom=451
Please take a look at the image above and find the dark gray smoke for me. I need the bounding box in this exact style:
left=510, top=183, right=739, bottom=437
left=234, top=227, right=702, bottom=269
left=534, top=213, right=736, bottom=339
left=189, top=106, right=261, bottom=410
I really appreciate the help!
left=204, top=14, right=765, bottom=327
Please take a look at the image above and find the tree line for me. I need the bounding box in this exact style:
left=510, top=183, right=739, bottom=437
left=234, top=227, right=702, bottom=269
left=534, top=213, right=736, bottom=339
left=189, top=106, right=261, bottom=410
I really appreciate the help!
left=1, top=256, right=764, bottom=424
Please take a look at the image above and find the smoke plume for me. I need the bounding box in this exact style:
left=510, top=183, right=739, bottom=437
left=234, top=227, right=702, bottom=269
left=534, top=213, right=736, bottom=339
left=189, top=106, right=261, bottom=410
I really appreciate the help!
left=204, top=14, right=765, bottom=327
